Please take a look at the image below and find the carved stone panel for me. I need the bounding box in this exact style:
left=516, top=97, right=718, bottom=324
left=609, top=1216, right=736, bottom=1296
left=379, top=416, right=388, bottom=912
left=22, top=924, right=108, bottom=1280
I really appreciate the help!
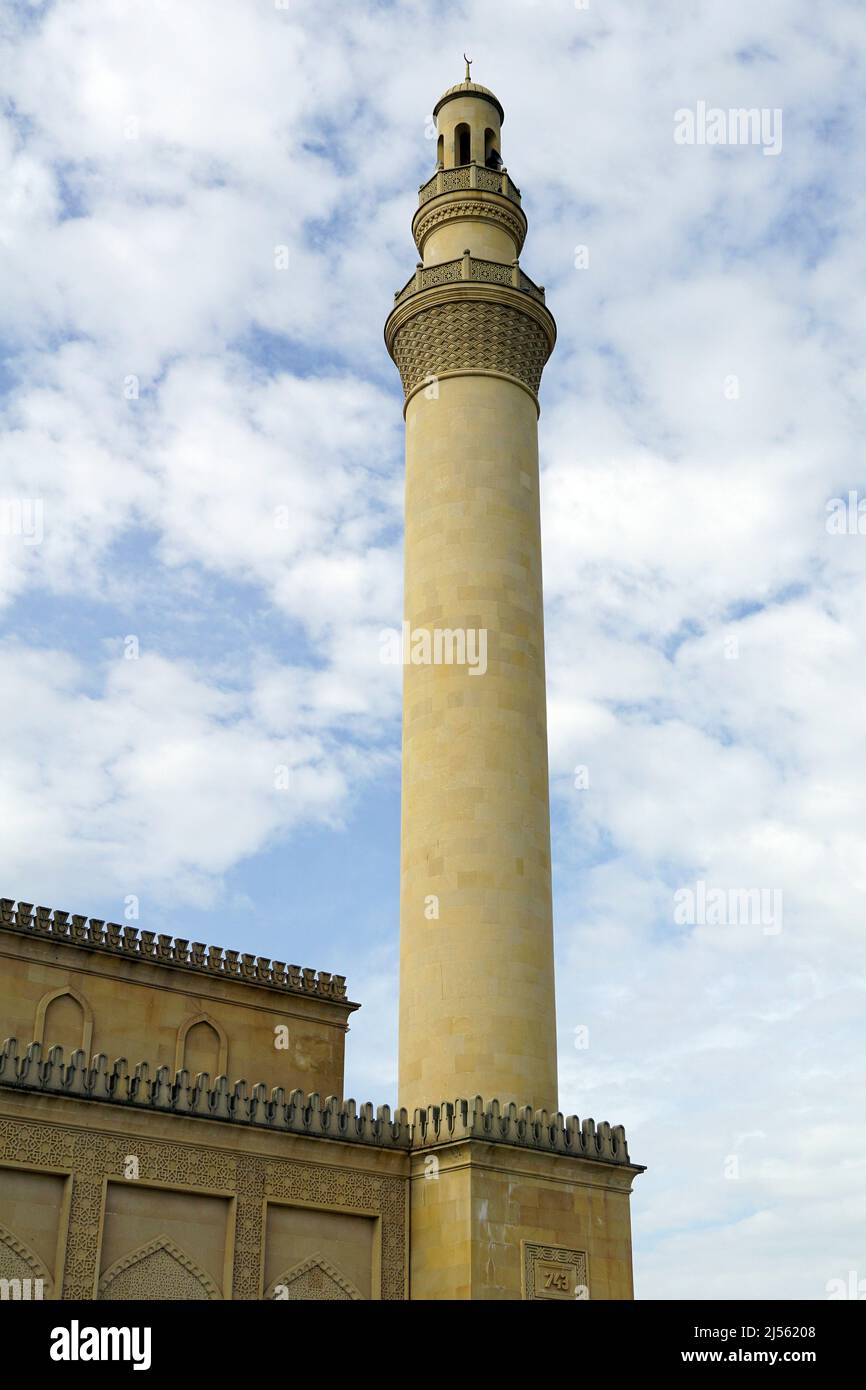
left=391, top=300, right=552, bottom=400
left=0, top=1115, right=408, bottom=1300
left=0, top=1220, right=52, bottom=1296
left=522, top=1241, right=589, bottom=1301
left=98, top=1236, right=220, bottom=1300
left=266, top=1254, right=362, bottom=1301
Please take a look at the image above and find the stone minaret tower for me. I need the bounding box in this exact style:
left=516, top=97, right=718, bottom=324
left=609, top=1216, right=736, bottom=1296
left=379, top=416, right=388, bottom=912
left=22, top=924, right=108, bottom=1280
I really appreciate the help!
left=386, top=69, right=559, bottom=1117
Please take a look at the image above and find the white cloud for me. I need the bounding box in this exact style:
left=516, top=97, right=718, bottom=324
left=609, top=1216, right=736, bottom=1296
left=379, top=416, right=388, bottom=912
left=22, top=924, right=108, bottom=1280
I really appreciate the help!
left=0, top=642, right=397, bottom=908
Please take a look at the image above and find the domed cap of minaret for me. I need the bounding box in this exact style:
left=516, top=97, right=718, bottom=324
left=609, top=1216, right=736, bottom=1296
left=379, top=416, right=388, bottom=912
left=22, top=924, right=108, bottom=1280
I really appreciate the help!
left=433, top=60, right=505, bottom=124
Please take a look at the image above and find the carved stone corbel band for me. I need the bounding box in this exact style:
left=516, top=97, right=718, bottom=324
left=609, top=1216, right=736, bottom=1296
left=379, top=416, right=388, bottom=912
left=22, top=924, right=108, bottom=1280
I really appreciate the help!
left=384, top=279, right=557, bottom=410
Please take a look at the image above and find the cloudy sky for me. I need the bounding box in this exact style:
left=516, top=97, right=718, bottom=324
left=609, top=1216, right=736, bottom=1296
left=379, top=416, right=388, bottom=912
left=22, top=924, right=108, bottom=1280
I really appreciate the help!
left=2, top=0, right=865, bottom=1299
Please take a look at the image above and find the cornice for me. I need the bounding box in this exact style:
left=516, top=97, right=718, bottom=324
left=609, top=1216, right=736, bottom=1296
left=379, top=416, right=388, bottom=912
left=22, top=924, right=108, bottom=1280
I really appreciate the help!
left=412, top=188, right=528, bottom=257
left=384, top=278, right=556, bottom=356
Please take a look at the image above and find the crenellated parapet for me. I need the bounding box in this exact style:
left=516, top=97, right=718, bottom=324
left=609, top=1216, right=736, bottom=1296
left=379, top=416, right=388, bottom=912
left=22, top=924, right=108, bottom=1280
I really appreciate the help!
left=0, top=897, right=349, bottom=1003
left=412, top=1096, right=635, bottom=1166
left=0, top=1039, right=409, bottom=1148
left=0, top=1037, right=640, bottom=1169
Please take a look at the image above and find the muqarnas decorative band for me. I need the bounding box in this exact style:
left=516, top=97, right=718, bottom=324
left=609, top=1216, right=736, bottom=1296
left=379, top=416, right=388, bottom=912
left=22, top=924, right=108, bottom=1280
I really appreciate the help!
left=389, top=298, right=554, bottom=402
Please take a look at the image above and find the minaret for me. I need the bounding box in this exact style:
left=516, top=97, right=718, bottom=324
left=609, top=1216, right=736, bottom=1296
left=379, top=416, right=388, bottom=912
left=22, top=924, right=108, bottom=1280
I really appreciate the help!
left=386, top=68, right=559, bottom=1116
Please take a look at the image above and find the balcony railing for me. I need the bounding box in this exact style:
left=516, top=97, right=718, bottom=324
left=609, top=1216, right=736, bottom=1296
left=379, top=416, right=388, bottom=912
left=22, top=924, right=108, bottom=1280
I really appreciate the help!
left=418, top=162, right=522, bottom=207
left=393, top=252, right=545, bottom=309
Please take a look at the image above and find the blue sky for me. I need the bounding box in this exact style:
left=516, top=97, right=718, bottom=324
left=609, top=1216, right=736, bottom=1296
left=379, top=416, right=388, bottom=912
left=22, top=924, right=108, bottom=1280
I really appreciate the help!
left=1, top=0, right=865, bottom=1298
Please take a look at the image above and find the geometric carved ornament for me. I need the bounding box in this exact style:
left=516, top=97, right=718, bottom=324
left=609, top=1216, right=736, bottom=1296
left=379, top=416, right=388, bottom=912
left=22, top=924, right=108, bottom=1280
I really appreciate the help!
left=0, top=1115, right=407, bottom=1300
left=390, top=299, right=552, bottom=402
left=266, top=1253, right=362, bottom=1301
left=0, top=1220, right=52, bottom=1295
left=97, top=1235, right=221, bottom=1300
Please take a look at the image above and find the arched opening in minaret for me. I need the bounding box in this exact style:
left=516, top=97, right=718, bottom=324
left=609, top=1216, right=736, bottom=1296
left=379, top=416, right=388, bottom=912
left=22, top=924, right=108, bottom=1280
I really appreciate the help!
left=455, top=123, right=471, bottom=166
left=485, top=128, right=501, bottom=168
left=437, top=133, right=444, bottom=167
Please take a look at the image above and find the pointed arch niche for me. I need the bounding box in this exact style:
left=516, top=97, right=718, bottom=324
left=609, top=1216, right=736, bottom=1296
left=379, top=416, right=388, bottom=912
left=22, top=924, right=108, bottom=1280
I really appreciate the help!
left=174, top=1013, right=228, bottom=1078
left=33, top=987, right=93, bottom=1058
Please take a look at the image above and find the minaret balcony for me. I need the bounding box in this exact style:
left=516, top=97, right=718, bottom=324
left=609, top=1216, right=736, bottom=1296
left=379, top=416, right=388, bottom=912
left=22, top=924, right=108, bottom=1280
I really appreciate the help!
left=413, top=162, right=528, bottom=261
left=417, top=162, right=522, bottom=208
left=385, top=250, right=556, bottom=411
left=393, top=252, right=546, bottom=309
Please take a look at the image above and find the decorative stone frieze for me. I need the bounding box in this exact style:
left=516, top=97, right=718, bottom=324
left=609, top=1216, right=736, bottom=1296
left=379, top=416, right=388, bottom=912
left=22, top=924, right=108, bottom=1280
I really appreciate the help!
left=387, top=293, right=555, bottom=403
left=413, top=195, right=527, bottom=257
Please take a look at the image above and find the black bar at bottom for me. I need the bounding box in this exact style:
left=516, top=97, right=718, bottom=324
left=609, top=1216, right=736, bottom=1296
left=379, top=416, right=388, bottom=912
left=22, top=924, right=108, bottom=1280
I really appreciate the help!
left=2, top=1297, right=856, bottom=1374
